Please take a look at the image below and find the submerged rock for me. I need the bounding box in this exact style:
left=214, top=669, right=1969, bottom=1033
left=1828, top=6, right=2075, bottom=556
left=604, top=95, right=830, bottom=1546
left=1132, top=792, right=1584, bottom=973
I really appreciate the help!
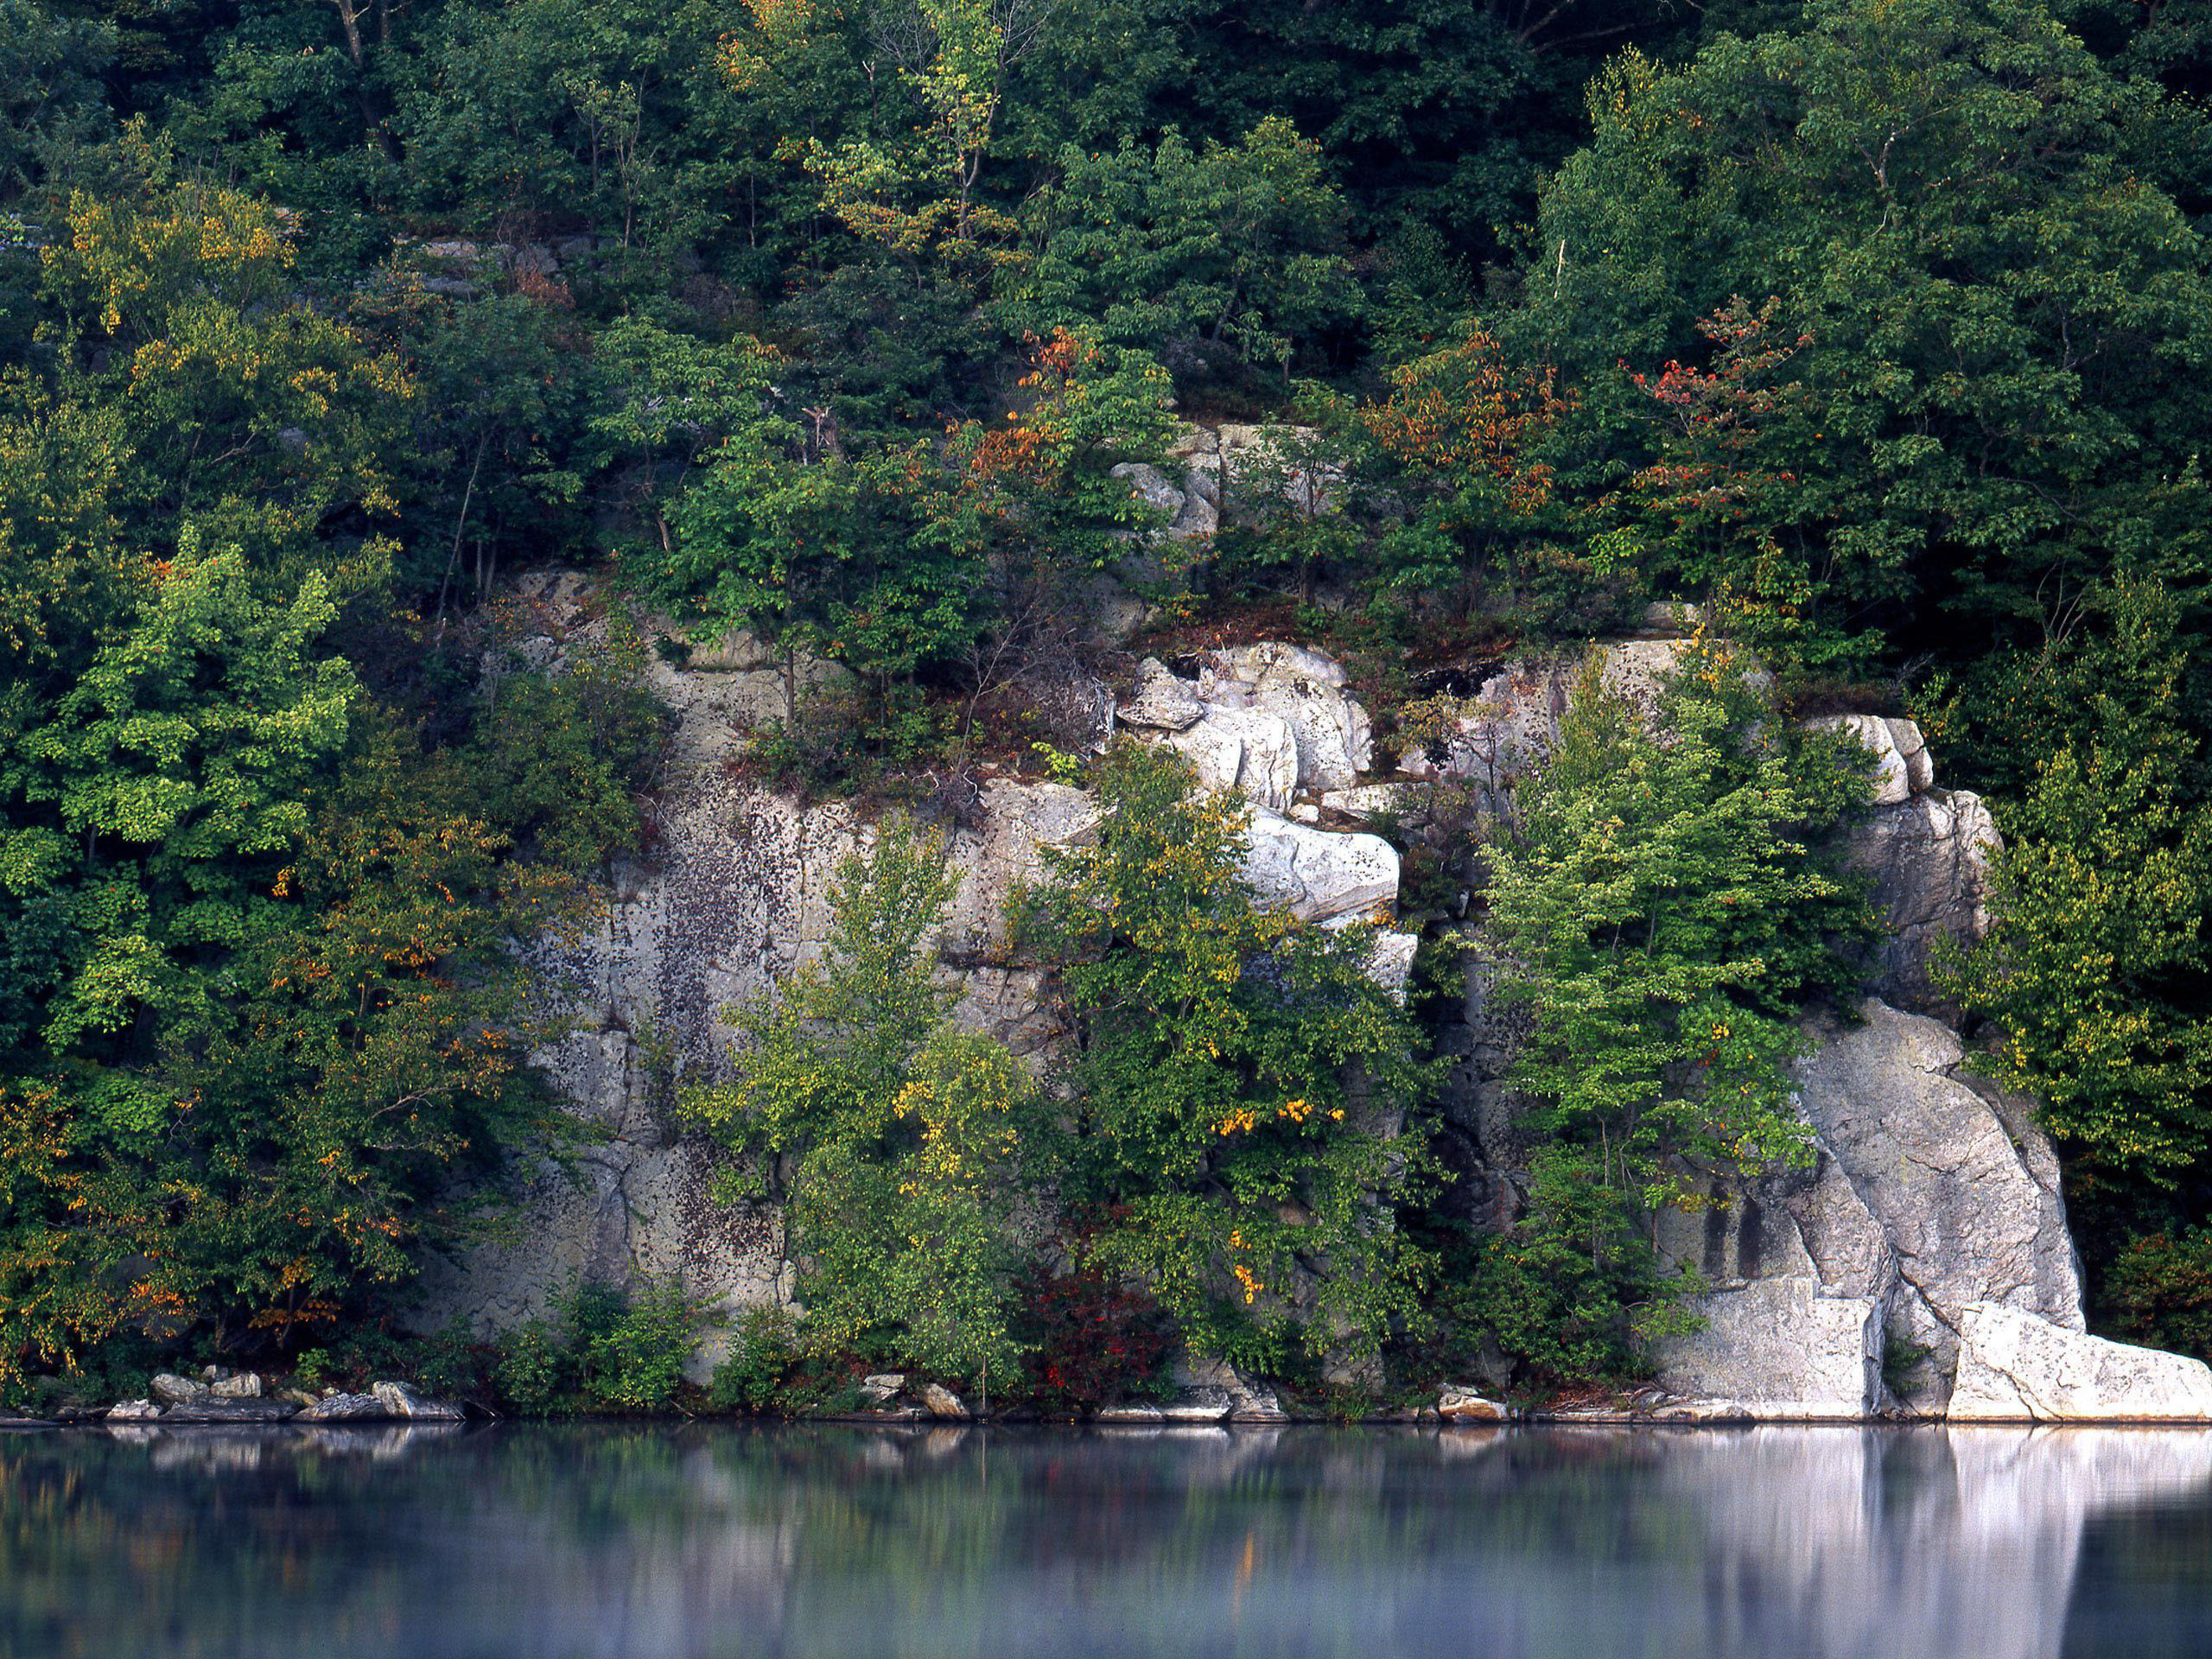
left=159, top=1398, right=298, bottom=1424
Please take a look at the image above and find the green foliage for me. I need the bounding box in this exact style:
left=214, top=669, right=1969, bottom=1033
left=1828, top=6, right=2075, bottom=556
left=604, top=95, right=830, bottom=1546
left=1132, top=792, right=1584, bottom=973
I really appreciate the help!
left=581, top=1276, right=702, bottom=1411
left=2107, top=1229, right=2212, bottom=1363
left=1446, top=1148, right=1704, bottom=1388
left=708, top=1306, right=801, bottom=1412
left=1948, top=580, right=2212, bottom=1198
left=1011, top=118, right=1362, bottom=377
left=1511, top=0, right=2212, bottom=664
left=1474, top=645, right=1873, bottom=1375
left=683, top=818, right=1035, bottom=1389
left=1021, top=742, right=1437, bottom=1373
left=3, top=0, right=2212, bottom=1402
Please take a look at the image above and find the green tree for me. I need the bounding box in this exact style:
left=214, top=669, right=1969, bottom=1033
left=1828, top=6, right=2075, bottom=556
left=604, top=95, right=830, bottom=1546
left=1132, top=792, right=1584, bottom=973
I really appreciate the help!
left=1511, top=0, right=2212, bottom=665
left=1023, top=743, right=1434, bottom=1376
left=1948, top=581, right=2212, bottom=1211
left=1010, top=118, right=1361, bottom=378
left=1477, top=643, right=1872, bottom=1374
left=683, top=819, right=1035, bottom=1389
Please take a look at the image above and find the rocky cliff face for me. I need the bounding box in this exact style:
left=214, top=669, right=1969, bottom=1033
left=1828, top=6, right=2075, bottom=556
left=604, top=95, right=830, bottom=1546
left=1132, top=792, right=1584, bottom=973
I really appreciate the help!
left=420, top=586, right=2212, bottom=1419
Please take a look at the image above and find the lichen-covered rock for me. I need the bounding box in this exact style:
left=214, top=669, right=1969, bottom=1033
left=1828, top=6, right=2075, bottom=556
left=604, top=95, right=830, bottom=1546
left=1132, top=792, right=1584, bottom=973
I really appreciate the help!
left=150, top=1374, right=207, bottom=1405
left=1806, top=714, right=1919, bottom=804
left=1365, top=931, right=1420, bottom=1003
left=1163, top=704, right=1300, bottom=811
left=1845, top=787, right=2000, bottom=1014
left=1116, top=658, right=1204, bottom=731
left=1158, top=1389, right=1233, bottom=1423
left=1198, top=644, right=1373, bottom=792
left=1174, top=1355, right=1287, bottom=1422
left=1437, top=1386, right=1510, bottom=1422
left=209, top=1371, right=262, bottom=1399
left=918, top=1382, right=969, bottom=1420
left=1948, top=1302, right=2212, bottom=1421
left=297, top=1392, right=388, bottom=1423
left=859, top=1374, right=905, bottom=1407
left=159, top=1398, right=298, bottom=1424
left=105, top=1400, right=162, bottom=1422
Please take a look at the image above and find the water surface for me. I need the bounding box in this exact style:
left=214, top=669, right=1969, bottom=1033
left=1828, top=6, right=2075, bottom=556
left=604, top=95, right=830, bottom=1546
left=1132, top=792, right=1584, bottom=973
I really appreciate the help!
left=4, top=1421, right=2209, bottom=1659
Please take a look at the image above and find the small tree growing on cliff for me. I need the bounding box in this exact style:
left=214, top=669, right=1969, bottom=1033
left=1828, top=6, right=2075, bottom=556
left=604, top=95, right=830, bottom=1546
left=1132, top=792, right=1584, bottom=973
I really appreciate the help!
left=1476, top=641, right=1872, bottom=1377
left=681, top=819, right=1033, bottom=1390
left=1020, top=743, right=1437, bottom=1377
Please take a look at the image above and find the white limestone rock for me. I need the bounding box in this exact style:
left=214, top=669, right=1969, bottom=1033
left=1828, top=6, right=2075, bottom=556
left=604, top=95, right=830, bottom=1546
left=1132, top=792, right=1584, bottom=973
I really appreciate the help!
left=1241, top=811, right=1399, bottom=923
left=297, top=1392, right=388, bottom=1423
left=1948, top=1302, right=2212, bottom=1421
left=1200, top=643, right=1373, bottom=791
left=1109, top=461, right=1185, bottom=521
left=1806, top=714, right=1916, bottom=804
left=1844, top=786, right=2000, bottom=1014
left=1116, top=658, right=1204, bottom=731
left=1437, top=1386, right=1511, bottom=1422
left=918, top=1382, right=969, bottom=1420
left=1164, top=705, right=1300, bottom=812
left=372, top=1382, right=466, bottom=1421
left=1365, top=931, right=1420, bottom=1004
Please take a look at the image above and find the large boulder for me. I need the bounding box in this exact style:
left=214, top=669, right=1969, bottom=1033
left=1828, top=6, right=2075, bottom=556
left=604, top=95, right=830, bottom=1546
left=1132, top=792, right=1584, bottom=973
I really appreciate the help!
left=1199, top=644, right=1373, bottom=792
left=1794, top=1000, right=2082, bottom=1412
left=1844, top=787, right=1999, bottom=1014
left=1162, top=704, right=1300, bottom=811
left=1806, top=715, right=1931, bottom=804
left=1948, top=1302, right=2212, bottom=1421
left=1242, top=811, right=1400, bottom=924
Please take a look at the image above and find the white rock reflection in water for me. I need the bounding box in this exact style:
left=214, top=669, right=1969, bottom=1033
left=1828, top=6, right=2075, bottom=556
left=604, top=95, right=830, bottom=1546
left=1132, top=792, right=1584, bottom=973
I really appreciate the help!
left=6, top=1424, right=2212, bottom=1659
left=1611, top=1426, right=2212, bottom=1659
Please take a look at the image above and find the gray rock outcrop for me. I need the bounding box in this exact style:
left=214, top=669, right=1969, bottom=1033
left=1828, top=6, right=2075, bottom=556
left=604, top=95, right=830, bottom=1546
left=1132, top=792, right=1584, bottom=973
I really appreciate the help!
left=1646, top=1000, right=2092, bottom=1417
left=419, top=585, right=2206, bottom=1421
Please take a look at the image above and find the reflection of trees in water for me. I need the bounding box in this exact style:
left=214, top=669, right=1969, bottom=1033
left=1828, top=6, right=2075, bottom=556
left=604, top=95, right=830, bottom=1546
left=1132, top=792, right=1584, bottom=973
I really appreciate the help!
left=3, top=1426, right=2210, bottom=1659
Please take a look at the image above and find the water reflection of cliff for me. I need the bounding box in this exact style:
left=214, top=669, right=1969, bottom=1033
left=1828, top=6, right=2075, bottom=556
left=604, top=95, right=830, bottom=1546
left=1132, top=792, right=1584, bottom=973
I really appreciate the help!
left=2, top=1423, right=2208, bottom=1659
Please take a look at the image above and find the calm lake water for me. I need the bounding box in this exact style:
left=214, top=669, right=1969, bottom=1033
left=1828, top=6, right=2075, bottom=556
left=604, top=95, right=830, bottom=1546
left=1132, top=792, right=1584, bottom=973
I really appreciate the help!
left=4, top=1421, right=2211, bottom=1659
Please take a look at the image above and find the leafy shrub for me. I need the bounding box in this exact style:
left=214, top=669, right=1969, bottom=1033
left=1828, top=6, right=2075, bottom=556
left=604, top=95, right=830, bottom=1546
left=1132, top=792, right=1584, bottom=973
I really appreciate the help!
left=2107, top=1230, right=2212, bottom=1362
left=1021, top=742, right=1439, bottom=1373
left=493, top=1319, right=572, bottom=1415
left=708, top=1306, right=801, bottom=1413
left=1015, top=1265, right=1176, bottom=1414
left=683, top=820, right=1036, bottom=1389
left=582, top=1276, right=702, bottom=1412
left=1477, top=643, right=1872, bottom=1378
